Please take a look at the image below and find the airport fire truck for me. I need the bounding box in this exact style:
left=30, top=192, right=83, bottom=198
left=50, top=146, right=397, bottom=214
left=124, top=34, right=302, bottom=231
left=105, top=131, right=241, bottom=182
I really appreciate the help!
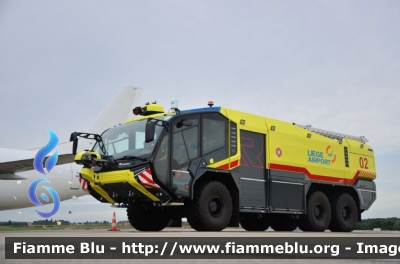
left=70, top=100, right=377, bottom=232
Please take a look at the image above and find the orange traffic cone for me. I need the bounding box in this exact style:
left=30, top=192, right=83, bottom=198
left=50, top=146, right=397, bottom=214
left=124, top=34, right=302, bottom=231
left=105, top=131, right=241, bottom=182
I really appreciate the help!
left=108, top=212, right=120, bottom=231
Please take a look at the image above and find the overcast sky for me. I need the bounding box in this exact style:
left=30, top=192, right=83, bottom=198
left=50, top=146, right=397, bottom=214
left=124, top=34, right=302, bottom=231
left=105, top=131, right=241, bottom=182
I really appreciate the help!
left=0, top=0, right=399, bottom=223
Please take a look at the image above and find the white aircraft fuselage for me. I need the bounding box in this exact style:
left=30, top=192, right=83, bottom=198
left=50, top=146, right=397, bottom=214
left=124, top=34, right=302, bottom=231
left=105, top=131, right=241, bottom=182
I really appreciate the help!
left=0, top=161, right=85, bottom=211
left=0, top=85, right=142, bottom=213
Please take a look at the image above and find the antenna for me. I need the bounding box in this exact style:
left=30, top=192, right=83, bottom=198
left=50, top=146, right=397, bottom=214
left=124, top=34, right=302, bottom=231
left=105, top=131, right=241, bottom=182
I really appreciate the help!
left=176, top=79, right=181, bottom=103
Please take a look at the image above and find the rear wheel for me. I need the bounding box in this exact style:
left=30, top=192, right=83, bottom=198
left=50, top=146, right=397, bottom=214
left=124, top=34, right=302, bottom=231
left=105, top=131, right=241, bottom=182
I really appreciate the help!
left=297, top=191, right=331, bottom=232
left=329, top=193, right=358, bottom=232
left=240, top=213, right=270, bottom=231
left=185, top=181, right=232, bottom=231
left=127, top=204, right=170, bottom=231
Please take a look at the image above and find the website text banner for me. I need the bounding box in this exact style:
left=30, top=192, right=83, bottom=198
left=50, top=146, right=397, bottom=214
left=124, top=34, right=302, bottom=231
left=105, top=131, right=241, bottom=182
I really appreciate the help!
left=5, top=237, right=400, bottom=259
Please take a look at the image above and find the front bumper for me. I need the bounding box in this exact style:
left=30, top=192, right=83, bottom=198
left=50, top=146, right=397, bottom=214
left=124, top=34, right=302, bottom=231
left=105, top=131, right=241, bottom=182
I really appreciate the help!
left=355, top=179, right=376, bottom=211
left=80, top=167, right=161, bottom=204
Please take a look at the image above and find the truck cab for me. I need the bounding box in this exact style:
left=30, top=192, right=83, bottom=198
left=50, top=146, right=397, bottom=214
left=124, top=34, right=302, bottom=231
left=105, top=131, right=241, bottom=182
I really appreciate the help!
left=71, top=102, right=236, bottom=231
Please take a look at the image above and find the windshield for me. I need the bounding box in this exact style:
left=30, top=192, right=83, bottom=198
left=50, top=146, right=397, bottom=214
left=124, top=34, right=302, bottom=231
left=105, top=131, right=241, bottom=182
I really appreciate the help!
left=92, top=116, right=171, bottom=160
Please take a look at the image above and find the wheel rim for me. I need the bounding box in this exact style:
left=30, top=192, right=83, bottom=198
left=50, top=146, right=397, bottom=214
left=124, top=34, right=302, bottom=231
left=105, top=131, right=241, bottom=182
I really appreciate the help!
left=342, top=205, right=351, bottom=220
left=314, top=203, right=325, bottom=220
left=208, top=196, right=223, bottom=217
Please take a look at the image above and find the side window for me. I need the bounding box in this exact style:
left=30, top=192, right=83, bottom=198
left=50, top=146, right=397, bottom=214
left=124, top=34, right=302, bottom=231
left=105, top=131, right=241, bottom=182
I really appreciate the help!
left=172, top=116, right=199, bottom=169
left=202, top=114, right=228, bottom=155
left=182, top=127, right=199, bottom=159
left=173, top=132, right=189, bottom=166
left=153, top=134, right=169, bottom=186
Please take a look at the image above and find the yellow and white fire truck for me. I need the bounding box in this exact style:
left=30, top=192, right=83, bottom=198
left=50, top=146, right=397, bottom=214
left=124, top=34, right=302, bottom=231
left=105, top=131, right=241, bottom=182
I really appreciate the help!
left=70, top=100, right=377, bottom=232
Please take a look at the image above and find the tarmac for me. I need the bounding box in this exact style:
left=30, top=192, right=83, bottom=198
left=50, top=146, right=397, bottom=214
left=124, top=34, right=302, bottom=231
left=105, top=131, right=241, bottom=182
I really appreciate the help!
left=1, top=228, right=400, bottom=264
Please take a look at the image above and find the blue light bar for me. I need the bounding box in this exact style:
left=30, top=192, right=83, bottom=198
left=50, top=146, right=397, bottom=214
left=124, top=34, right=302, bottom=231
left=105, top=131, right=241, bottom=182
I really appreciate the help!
left=180, top=106, right=221, bottom=114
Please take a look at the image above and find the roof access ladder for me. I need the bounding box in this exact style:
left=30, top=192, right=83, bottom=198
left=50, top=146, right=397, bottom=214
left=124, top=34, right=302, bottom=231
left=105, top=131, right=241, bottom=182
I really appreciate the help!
left=293, top=123, right=369, bottom=144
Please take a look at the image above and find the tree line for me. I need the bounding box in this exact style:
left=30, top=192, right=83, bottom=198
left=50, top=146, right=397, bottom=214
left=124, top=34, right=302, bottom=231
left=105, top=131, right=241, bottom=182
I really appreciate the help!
left=0, top=219, right=111, bottom=226
left=356, top=217, right=400, bottom=231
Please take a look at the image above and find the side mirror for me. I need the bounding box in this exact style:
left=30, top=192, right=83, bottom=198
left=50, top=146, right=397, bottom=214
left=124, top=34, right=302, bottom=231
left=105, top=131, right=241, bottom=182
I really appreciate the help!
left=145, top=122, right=156, bottom=143
left=70, top=132, right=78, bottom=155
left=176, top=119, right=193, bottom=129
left=72, top=138, right=78, bottom=155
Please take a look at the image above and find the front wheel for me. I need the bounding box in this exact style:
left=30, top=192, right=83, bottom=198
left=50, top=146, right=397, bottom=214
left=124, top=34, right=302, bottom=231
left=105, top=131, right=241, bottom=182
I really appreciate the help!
left=127, top=204, right=170, bottom=231
left=185, top=181, right=233, bottom=231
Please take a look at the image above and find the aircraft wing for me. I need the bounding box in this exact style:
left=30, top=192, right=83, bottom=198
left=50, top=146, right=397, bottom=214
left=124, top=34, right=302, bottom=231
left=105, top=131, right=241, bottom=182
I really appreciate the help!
left=0, top=174, right=28, bottom=180
left=0, top=153, right=75, bottom=176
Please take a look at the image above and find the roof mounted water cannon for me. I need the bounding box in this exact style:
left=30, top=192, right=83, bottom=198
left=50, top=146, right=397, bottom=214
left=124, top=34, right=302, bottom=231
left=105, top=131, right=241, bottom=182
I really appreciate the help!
left=208, top=100, right=214, bottom=107
left=132, top=101, right=165, bottom=116
left=132, top=106, right=143, bottom=115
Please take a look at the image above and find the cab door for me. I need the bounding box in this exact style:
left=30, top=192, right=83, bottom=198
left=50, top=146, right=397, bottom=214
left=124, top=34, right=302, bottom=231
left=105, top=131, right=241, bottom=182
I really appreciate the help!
left=239, top=130, right=267, bottom=211
left=170, top=114, right=200, bottom=196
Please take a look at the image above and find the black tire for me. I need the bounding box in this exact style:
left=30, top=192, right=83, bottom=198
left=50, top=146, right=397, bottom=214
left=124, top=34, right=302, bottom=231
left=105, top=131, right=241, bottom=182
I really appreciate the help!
left=240, top=213, right=270, bottom=231
left=297, top=191, right=331, bottom=232
left=329, top=193, right=358, bottom=232
left=185, top=181, right=232, bottom=231
left=127, top=204, right=170, bottom=231
left=270, top=215, right=297, bottom=231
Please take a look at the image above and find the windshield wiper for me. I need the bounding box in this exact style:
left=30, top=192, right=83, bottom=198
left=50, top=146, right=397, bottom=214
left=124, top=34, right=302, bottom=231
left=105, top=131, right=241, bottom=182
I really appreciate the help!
left=101, top=155, right=117, bottom=163
left=116, top=155, right=148, bottom=162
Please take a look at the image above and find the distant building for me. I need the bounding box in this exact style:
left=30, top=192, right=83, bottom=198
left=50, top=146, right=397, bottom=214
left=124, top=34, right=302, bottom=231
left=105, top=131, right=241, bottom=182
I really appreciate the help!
left=27, top=222, right=32, bottom=226
left=57, top=221, right=62, bottom=226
